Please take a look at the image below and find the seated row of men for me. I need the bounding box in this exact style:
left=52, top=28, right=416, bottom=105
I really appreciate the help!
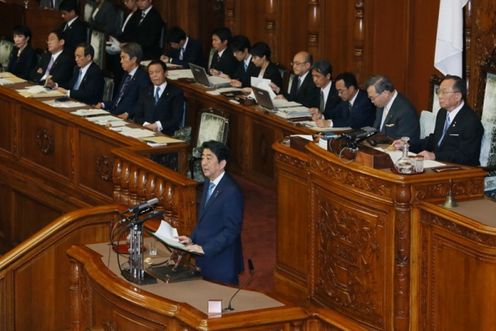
left=6, top=17, right=483, bottom=167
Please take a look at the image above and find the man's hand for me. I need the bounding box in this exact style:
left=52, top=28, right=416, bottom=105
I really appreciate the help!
left=144, top=123, right=159, bottom=132
left=230, top=79, right=242, bottom=88
left=418, top=150, right=436, bottom=160
left=117, top=112, right=129, bottom=120
left=186, top=244, right=204, bottom=254
left=177, top=235, right=192, bottom=245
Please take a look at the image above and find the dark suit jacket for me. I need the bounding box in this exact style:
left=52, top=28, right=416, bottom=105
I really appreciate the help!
left=66, top=62, right=104, bottom=105
left=7, top=45, right=37, bottom=80
left=231, top=58, right=259, bottom=87
left=326, top=89, right=376, bottom=129
left=106, top=67, right=150, bottom=118
left=320, top=82, right=341, bottom=122
left=89, top=1, right=119, bottom=36
left=373, top=92, right=419, bottom=140
left=209, top=48, right=239, bottom=77
left=120, top=7, right=164, bottom=60
left=410, top=104, right=483, bottom=166
left=61, top=17, right=87, bottom=54
left=31, top=51, right=75, bottom=87
left=134, top=83, right=185, bottom=136
left=166, top=37, right=205, bottom=69
left=191, top=173, right=244, bottom=285
left=261, top=62, right=283, bottom=91
left=284, top=72, right=320, bottom=108
left=118, top=10, right=140, bottom=38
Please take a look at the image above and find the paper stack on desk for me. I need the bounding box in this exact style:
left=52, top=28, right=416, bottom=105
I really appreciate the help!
left=274, top=106, right=311, bottom=119
left=0, top=72, right=26, bottom=85
left=166, top=69, right=194, bottom=80
left=44, top=99, right=87, bottom=108
left=71, top=108, right=109, bottom=117
left=17, top=85, right=66, bottom=98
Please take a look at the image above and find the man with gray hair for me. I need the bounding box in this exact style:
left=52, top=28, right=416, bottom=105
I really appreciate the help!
left=365, top=75, right=419, bottom=140
left=96, top=42, right=150, bottom=119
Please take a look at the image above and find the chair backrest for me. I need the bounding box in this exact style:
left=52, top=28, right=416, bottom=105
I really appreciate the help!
left=102, top=77, right=114, bottom=103
left=90, top=29, right=106, bottom=70
left=193, top=111, right=229, bottom=157
left=419, top=110, right=436, bottom=139
left=0, top=39, right=13, bottom=70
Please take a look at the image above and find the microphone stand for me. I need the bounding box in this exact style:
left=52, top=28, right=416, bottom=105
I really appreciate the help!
left=224, top=259, right=255, bottom=312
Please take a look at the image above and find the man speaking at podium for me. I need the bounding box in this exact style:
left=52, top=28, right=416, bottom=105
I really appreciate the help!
left=179, top=141, right=244, bottom=286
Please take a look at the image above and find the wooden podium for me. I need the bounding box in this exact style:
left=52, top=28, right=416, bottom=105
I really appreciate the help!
left=272, top=140, right=486, bottom=330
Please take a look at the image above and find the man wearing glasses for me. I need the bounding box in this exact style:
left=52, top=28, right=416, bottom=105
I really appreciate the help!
left=273, top=51, right=320, bottom=108
left=366, top=74, right=419, bottom=140
left=393, top=75, right=483, bottom=166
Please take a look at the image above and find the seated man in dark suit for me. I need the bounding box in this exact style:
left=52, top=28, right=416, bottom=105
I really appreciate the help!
left=160, top=26, right=205, bottom=69
left=365, top=74, right=419, bottom=140
left=228, top=35, right=259, bottom=88
left=314, top=71, right=376, bottom=129
left=118, top=0, right=164, bottom=60
left=96, top=42, right=150, bottom=119
left=208, top=27, right=238, bottom=78
left=46, top=43, right=104, bottom=105
left=31, top=30, right=75, bottom=87
left=307, top=60, right=340, bottom=125
left=274, top=51, right=320, bottom=108
left=394, top=75, right=483, bottom=166
left=59, top=0, right=87, bottom=54
left=7, top=25, right=37, bottom=80
left=179, top=141, right=244, bottom=286
left=134, top=60, right=185, bottom=136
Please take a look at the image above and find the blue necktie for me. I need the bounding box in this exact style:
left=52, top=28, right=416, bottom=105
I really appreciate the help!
left=438, top=113, right=451, bottom=146
left=154, top=86, right=160, bottom=104
left=73, top=69, right=83, bottom=90
left=114, top=74, right=131, bottom=108
left=206, top=182, right=215, bottom=202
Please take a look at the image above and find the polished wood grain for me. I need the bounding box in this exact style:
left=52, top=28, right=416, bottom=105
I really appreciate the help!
left=170, top=79, right=313, bottom=188
left=0, top=205, right=122, bottom=331
left=68, top=244, right=310, bottom=331
left=415, top=200, right=496, bottom=330
left=0, top=83, right=191, bottom=251
left=273, top=141, right=486, bottom=330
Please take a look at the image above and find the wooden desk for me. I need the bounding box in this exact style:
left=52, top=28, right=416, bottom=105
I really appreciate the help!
left=273, top=141, right=486, bottom=330
left=67, top=243, right=309, bottom=331
left=0, top=82, right=193, bottom=251
left=170, top=79, right=313, bottom=188
left=415, top=198, right=496, bottom=330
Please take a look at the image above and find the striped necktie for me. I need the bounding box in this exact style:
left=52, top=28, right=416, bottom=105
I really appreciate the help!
left=438, top=113, right=451, bottom=146
left=206, top=182, right=215, bottom=202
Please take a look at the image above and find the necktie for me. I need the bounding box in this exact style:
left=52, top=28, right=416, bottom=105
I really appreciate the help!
left=290, top=75, right=299, bottom=97
left=114, top=74, right=131, bottom=108
left=438, top=113, right=451, bottom=146
left=73, top=69, right=83, bottom=90
left=206, top=182, right=215, bottom=202
left=139, top=11, right=146, bottom=24
left=154, top=86, right=160, bottom=104
left=46, top=55, right=55, bottom=74
left=379, top=106, right=389, bottom=132
left=348, top=102, right=353, bottom=111
left=297, top=76, right=303, bottom=90
left=179, top=47, right=184, bottom=61
left=63, top=23, right=69, bottom=32
left=319, top=90, right=325, bottom=113
left=243, top=61, right=248, bottom=72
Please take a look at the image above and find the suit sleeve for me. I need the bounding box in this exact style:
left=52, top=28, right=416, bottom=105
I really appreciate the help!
left=160, top=89, right=185, bottom=136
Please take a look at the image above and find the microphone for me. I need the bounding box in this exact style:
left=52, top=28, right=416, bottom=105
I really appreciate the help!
left=127, top=210, right=164, bottom=227
left=126, top=198, right=160, bottom=215
left=224, top=258, right=255, bottom=312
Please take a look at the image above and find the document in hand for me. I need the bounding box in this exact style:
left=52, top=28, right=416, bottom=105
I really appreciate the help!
left=152, top=220, right=205, bottom=255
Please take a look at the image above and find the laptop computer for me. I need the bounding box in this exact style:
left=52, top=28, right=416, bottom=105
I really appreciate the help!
left=189, top=63, right=231, bottom=89
left=252, top=86, right=310, bottom=119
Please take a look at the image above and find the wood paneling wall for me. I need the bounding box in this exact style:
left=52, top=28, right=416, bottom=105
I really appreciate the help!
left=158, top=0, right=495, bottom=114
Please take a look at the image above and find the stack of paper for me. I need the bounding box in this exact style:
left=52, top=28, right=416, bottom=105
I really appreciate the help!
left=275, top=106, right=311, bottom=119
left=71, top=108, right=109, bottom=117
left=117, top=126, right=156, bottom=139
left=44, top=99, right=87, bottom=108
left=86, top=115, right=127, bottom=127
left=166, top=69, right=194, bottom=80
left=0, top=72, right=26, bottom=85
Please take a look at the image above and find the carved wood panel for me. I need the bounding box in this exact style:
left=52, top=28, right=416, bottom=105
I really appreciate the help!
left=311, top=187, right=389, bottom=330
left=20, top=107, right=71, bottom=179
left=0, top=96, right=13, bottom=154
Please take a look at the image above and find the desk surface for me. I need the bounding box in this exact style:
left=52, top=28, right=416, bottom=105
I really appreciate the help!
left=88, top=241, right=284, bottom=315
left=440, top=197, right=496, bottom=227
